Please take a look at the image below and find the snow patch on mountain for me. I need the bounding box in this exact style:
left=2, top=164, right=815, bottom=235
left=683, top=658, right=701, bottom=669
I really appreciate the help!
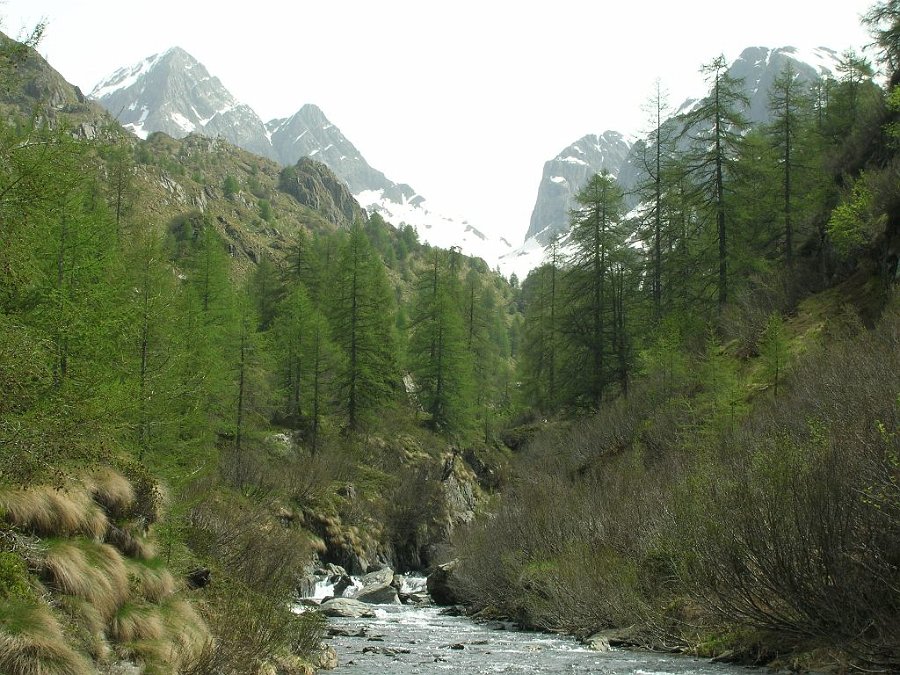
left=356, top=189, right=512, bottom=267
left=91, top=52, right=164, bottom=100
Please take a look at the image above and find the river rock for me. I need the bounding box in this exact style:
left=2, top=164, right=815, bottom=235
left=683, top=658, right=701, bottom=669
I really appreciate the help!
left=361, top=567, right=394, bottom=586
left=427, top=560, right=460, bottom=605
left=583, top=633, right=611, bottom=652
left=356, top=584, right=400, bottom=604
left=316, top=645, right=338, bottom=669
left=332, top=574, right=354, bottom=597
left=326, top=626, right=367, bottom=638
left=353, top=567, right=400, bottom=604
left=362, top=646, right=410, bottom=656
left=319, top=598, right=376, bottom=618
left=399, top=591, right=430, bottom=605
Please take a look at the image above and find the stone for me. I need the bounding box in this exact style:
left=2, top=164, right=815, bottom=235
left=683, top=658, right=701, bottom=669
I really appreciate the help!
left=318, top=598, right=376, bottom=618
left=326, top=626, right=367, bottom=638
left=333, top=574, right=354, bottom=597
left=361, top=567, right=394, bottom=586
left=583, top=634, right=611, bottom=652
left=353, top=566, right=400, bottom=604
left=426, top=560, right=460, bottom=606
left=362, top=646, right=410, bottom=656
left=186, top=567, right=211, bottom=589
left=355, top=583, right=400, bottom=605
left=315, top=645, right=338, bottom=670
left=322, top=563, right=347, bottom=577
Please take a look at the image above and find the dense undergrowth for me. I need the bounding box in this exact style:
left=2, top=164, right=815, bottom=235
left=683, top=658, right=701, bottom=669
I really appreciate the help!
left=453, top=291, right=900, bottom=670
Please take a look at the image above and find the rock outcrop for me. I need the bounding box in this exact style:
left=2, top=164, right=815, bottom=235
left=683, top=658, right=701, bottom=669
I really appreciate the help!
left=279, top=157, right=367, bottom=229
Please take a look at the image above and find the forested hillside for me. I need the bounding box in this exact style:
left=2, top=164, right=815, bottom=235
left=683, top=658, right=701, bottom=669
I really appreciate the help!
left=0, top=28, right=518, bottom=674
left=452, top=5, right=900, bottom=671
left=2, top=3, right=900, bottom=674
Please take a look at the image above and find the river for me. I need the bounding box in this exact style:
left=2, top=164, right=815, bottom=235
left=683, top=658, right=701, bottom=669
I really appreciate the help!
left=303, top=575, right=757, bottom=675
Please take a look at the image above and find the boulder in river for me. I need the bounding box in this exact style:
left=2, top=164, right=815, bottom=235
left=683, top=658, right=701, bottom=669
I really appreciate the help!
left=319, top=598, right=377, bottom=618
left=356, top=584, right=400, bottom=604
left=582, top=633, right=611, bottom=652
left=426, top=559, right=460, bottom=605
left=353, top=567, right=401, bottom=605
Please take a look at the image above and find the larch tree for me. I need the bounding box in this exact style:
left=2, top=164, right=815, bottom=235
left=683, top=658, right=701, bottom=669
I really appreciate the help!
left=408, top=249, right=473, bottom=435
left=331, top=221, right=399, bottom=431
left=680, top=55, right=749, bottom=309
left=564, top=171, right=626, bottom=408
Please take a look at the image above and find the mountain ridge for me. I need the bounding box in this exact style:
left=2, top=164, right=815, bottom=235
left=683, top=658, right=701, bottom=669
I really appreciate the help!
left=512, top=45, right=844, bottom=273
left=89, top=47, right=513, bottom=269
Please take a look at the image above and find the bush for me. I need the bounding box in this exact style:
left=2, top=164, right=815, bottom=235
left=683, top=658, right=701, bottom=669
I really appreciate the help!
left=677, top=303, right=900, bottom=667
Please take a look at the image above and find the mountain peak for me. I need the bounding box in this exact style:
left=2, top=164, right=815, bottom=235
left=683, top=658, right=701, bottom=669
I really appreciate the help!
left=90, top=47, right=273, bottom=156
left=526, top=130, right=634, bottom=244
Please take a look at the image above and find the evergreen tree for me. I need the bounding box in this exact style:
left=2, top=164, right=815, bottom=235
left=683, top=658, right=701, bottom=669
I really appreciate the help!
left=331, top=221, right=399, bottom=431
left=520, top=241, right=561, bottom=411
left=271, top=283, right=338, bottom=449
left=768, top=61, right=805, bottom=288
left=118, top=221, right=180, bottom=461
left=759, top=312, right=787, bottom=399
left=680, top=55, right=749, bottom=308
left=636, top=80, right=676, bottom=321
left=408, top=249, right=474, bottom=434
left=563, top=171, right=627, bottom=408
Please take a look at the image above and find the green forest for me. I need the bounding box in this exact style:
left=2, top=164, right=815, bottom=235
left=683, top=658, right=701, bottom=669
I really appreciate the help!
left=0, top=3, right=899, bottom=674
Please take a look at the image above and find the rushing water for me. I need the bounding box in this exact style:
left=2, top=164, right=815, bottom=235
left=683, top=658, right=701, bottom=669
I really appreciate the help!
left=303, top=575, right=756, bottom=675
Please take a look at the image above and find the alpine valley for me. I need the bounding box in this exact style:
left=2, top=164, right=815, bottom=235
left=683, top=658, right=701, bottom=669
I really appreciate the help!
left=2, top=5, right=900, bottom=674
left=91, top=45, right=843, bottom=280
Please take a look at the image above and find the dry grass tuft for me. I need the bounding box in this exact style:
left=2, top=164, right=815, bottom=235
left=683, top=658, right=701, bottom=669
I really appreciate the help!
left=0, top=598, right=93, bottom=675
left=56, top=594, right=110, bottom=661
left=163, top=598, right=211, bottom=668
left=41, top=540, right=128, bottom=620
left=0, top=486, right=108, bottom=540
left=86, top=469, right=135, bottom=519
left=109, top=602, right=164, bottom=643
left=127, top=560, right=176, bottom=603
left=105, top=522, right=157, bottom=560
left=119, top=598, right=212, bottom=673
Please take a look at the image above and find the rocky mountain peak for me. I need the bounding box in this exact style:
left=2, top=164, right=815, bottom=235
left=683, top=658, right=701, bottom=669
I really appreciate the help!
left=91, top=47, right=511, bottom=269
left=524, top=131, right=634, bottom=244
left=524, top=45, right=842, bottom=251
left=90, top=47, right=273, bottom=157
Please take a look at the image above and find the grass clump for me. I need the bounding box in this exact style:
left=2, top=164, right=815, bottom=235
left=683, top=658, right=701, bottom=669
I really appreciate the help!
left=0, top=485, right=108, bottom=540
left=0, top=597, right=93, bottom=675
left=41, top=539, right=128, bottom=620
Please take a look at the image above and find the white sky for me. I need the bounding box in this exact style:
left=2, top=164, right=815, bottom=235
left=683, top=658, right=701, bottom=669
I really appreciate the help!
left=2, top=0, right=878, bottom=243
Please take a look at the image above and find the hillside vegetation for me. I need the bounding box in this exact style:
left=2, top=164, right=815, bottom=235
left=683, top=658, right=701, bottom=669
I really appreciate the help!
left=1, top=4, right=900, bottom=674
left=452, top=4, right=900, bottom=671
left=0, top=28, right=517, bottom=674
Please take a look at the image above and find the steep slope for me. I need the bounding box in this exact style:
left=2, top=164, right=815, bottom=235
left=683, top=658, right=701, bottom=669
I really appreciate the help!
left=524, top=131, right=634, bottom=245
left=90, top=47, right=273, bottom=157
left=279, top=156, right=369, bottom=230
left=91, top=49, right=512, bottom=269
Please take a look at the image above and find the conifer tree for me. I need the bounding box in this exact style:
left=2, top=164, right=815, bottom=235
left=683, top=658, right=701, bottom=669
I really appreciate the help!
left=564, top=171, right=627, bottom=408
left=408, top=249, right=473, bottom=434
left=332, top=221, right=399, bottom=431
left=680, top=55, right=749, bottom=308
